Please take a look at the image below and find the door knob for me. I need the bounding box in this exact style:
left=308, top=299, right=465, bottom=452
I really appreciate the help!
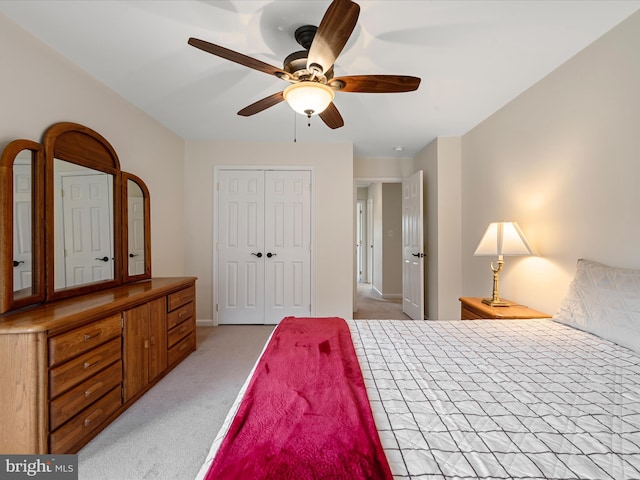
left=13, top=260, right=24, bottom=267
left=95, top=256, right=109, bottom=262
left=266, top=252, right=277, bottom=258
left=251, top=252, right=263, bottom=258
left=411, top=253, right=425, bottom=258
left=129, top=253, right=139, bottom=258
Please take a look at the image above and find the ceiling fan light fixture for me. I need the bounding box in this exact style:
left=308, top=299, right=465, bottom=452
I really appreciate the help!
left=283, top=82, right=335, bottom=117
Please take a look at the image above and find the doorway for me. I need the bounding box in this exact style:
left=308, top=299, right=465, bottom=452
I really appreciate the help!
left=354, top=172, right=424, bottom=320
left=355, top=181, right=404, bottom=318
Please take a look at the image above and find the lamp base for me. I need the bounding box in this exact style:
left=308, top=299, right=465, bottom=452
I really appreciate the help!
left=482, top=298, right=511, bottom=307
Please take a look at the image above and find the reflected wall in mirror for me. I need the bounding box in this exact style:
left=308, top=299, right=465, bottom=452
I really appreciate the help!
left=0, top=140, right=45, bottom=314
left=53, top=159, right=115, bottom=290
left=123, top=172, right=151, bottom=282
left=44, top=122, right=122, bottom=301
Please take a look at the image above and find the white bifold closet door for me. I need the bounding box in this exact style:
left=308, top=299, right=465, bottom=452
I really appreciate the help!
left=216, top=169, right=311, bottom=325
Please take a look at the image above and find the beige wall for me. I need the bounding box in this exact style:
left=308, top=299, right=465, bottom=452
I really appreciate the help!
left=381, top=183, right=403, bottom=296
left=354, top=156, right=414, bottom=180
left=461, top=11, right=640, bottom=316
left=184, top=140, right=354, bottom=323
left=0, top=14, right=186, bottom=279
left=415, top=137, right=462, bottom=319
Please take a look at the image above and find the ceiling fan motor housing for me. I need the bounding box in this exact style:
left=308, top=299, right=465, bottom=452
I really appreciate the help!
left=283, top=25, right=334, bottom=82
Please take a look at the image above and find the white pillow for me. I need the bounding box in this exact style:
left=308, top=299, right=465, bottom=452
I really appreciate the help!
left=554, top=258, right=640, bottom=354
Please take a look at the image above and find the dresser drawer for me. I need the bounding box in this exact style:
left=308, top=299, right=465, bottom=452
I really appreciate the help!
left=167, top=302, right=194, bottom=330
left=50, top=361, right=122, bottom=431
left=168, top=332, right=195, bottom=367
left=49, top=338, right=121, bottom=398
left=168, top=317, right=194, bottom=348
left=49, top=387, right=121, bottom=454
left=461, top=306, right=485, bottom=320
left=167, top=286, right=195, bottom=312
left=49, top=314, right=121, bottom=367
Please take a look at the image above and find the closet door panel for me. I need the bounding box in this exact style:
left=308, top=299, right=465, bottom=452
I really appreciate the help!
left=263, top=171, right=311, bottom=324
left=217, top=171, right=265, bottom=324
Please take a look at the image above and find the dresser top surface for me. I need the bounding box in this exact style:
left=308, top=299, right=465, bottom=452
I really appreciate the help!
left=0, top=277, right=196, bottom=334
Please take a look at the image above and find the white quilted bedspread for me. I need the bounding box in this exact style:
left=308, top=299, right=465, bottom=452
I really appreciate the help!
left=348, top=319, right=640, bottom=480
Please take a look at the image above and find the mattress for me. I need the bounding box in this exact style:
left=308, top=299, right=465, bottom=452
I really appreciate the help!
left=196, top=318, right=640, bottom=480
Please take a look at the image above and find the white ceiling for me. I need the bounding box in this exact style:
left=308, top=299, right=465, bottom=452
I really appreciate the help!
left=2, top=0, right=639, bottom=158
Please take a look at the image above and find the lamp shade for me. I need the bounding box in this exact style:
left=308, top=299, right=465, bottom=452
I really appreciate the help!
left=474, top=222, right=535, bottom=257
left=283, top=82, right=335, bottom=116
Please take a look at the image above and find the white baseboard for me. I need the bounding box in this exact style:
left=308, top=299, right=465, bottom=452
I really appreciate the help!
left=371, top=285, right=402, bottom=300
left=196, top=318, right=215, bottom=327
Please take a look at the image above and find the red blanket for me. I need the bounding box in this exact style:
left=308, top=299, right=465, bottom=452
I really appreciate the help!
left=204, top=317, right=392, bottom=480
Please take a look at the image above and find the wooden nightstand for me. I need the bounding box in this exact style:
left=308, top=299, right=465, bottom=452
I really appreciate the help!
left=459, top=297, right=551, bottom=320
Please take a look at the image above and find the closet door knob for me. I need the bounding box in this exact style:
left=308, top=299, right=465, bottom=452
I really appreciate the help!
left=251, top=252, right=263, bottom=258
left=95, top=256, right=109, bottom=262
left=266, top=252, right=277, bottom=258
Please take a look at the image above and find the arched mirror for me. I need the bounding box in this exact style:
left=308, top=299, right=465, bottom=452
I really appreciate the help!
left=0, top=139, right=45, bottom=314
left=0, top=122, right=152, bottom=314
left=122, top=172, right=151, bottom=282
left=44, top=122, right=122, bottom=301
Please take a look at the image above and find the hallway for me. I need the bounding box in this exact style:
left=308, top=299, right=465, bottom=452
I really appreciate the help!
left=353, top=283, right=410, bottom=320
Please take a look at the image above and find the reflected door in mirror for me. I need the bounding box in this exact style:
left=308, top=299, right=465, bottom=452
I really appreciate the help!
left=127, top=179, right=145, bottom=276
left=13, top=152, right=33, bottom=294
left=53, top=159, right=114, bottom=290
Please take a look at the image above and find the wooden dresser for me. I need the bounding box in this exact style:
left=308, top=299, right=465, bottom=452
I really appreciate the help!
left=0, top=277, right=196, bottom=454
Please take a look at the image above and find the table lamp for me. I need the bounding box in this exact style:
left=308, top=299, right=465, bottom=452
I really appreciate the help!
left=474, top=221, right=534, bottom=306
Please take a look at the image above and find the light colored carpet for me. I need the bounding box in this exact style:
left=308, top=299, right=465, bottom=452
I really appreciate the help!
left=78, top=325, right=274, bottom=480
left=352, top=283, right=410, bottom=320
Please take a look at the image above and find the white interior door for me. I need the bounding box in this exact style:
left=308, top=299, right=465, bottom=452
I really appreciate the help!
left=263, top=171, right=311, bottom=324
left=216, top=169, right=311, bottom=325
left=402, top=170, right=425, bottom=320
left=60, top=174, right=114, bottom=288
left=367, top=197, right=373, bottom=283
left=127, top=194, right=145, bottom=275
left=356, top=200, right=366, bottom=282
left=217, top=170, right=265, bottom=324
left=13, top=162, right=32, bottom=290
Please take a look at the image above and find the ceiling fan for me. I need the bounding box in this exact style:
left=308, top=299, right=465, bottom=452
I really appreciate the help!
left=187, top=0, right=421, bottom=129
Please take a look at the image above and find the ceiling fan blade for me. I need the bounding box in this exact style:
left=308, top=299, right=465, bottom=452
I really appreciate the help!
left=319, top=103, right=344, bottom=129
left=307, top=0, right=360, bottom=75
left=237, top=92, right=285, bottom=117
left=330, top=75, right=421, bottom=93
left=188, top=37, right=289, bottom=79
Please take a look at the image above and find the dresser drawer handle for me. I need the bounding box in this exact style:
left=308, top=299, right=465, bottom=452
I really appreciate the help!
left=178, top=310, right=188, bottom=318
left=83, top=359, right=101, bottom=370
left=83, top=331, right=101, bottom=342
left=178, top=325, right=188, bottom=334
left=85, top=381, right=104, bottom=398
left=83, top=409, right=103, bottom=427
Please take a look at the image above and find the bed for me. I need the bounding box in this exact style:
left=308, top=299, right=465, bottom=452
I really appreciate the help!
left=195, top=259, right=640, bottom=479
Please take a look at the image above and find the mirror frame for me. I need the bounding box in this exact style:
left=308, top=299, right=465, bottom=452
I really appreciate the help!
left=43, top=122, right=123, bottom=301
left=0, top=139, right=45, bottom=313
left=122, top=172, right=151, bottom=282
